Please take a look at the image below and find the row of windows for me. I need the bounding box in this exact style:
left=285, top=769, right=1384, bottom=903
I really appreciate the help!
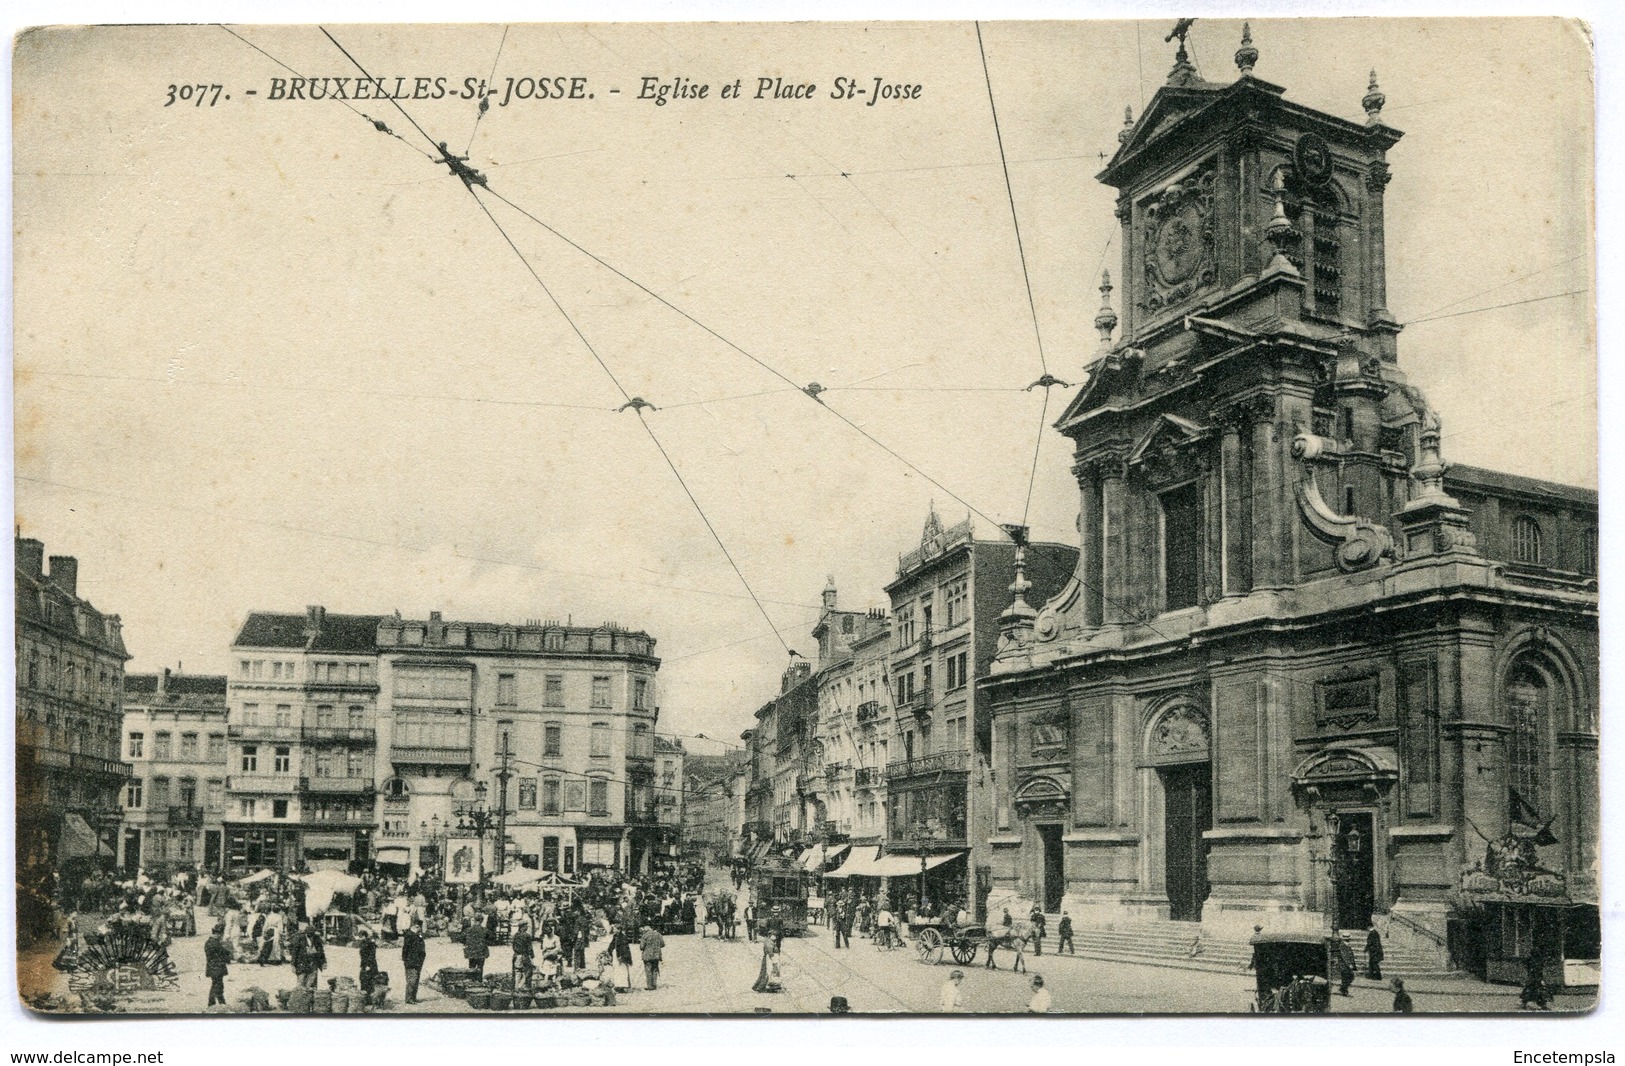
left=495, top=673, right=643, bottom=710
left=20, top=646, right=120, bottom=711
left=1507, top=515, right=1599, bottom=572
left=893, top=651, right=970, bottom=708
left=125, top=776, right=223, bottom=809
left=128, top=731, right=229, bottom=761
left=238, top=659, right=301, bottom=681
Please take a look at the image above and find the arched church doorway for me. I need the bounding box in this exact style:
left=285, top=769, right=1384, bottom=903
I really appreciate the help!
left=1144, top=702, right=1212, bottom=923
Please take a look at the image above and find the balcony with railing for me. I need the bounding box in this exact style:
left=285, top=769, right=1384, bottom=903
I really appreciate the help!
left=167, top=806, right=205, bottom=828
left=70, top=752, right=132, bottom=779
left=228, top=722, right=303, bottom=741
left=390, top=745, right=473, bottom=767
left=854, top=766, right=881, bottom=788
left=303, top=775, right=375, bottom=795
left=895, top=689, right=934, bottom=719
left=304, top=726, right=376, bottom=746
left=856, top=700, right=883, bottom=724
left=885, top=748, right=968, bottom=781
left=823, top=760, right=850, bottom=780
left=227, top=773, right=307, bottom=794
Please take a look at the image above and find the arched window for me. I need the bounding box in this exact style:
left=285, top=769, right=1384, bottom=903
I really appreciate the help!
left=1511, top=516, right=1543, bottom=565
left=1505, top=666, right=1547, bottom=806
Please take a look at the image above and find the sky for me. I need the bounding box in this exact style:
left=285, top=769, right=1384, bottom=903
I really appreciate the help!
left=12, top=17, right=1595, bottom=756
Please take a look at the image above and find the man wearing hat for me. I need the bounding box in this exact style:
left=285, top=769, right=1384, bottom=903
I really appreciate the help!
left=828, top=996, right=851, bottom=1014
left=938, top=970, right=965, bottom=1012
left=357, top=926, right=380, bottom=999
left=401, top=920, right=427, bottom=1005
left=203, top=922, right=232, bottom=1008
left=1335, top=933, right=1357, bottom=996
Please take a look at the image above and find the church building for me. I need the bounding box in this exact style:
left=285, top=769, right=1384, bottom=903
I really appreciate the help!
left=981, top=27, right=1597, bottom=981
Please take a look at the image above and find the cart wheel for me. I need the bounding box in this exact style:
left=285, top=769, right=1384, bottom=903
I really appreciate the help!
left=916, top=926, right=944, bottom=965
left=951, top=942, right=977, bottom=965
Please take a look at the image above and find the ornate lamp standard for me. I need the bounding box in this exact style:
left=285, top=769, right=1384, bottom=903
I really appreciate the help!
left=419, top=814, right=446, bottom=879
left=457, top=781, right=500, bottom=894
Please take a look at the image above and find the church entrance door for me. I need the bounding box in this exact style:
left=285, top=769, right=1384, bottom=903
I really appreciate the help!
left=1161, top=762, right=1211, bottom=922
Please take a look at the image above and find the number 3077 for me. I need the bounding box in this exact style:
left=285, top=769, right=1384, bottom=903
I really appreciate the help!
left=166, top=84, right=224, bottom=106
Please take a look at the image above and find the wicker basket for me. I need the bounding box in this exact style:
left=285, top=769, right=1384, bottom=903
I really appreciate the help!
left=313, top=989, right=333, bottom=1014
left=466, top=989, right=491, bottom=1010
left=490, top=990, right=512, bottom=1011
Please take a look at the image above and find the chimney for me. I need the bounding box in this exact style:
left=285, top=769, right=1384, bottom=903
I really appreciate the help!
left=822, top=575, right=838, bottom=612
left=304, top=605, right=326, bottom=639
left=47, top=555, right=78, bottom=597
left=160, top=667, right=171, bottom=694
left=16, top=538, right=44, bottom=578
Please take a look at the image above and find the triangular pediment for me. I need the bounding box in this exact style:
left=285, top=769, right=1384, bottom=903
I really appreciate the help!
left=1055, top=348, right=1143, bottom=431
left=1127, top=413, right=1210, bottom=466
left=1099, top=76, right=1289, bottom=185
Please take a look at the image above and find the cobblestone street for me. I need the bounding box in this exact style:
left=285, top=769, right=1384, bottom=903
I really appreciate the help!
left=40, top=903, right=1591, bottom=1017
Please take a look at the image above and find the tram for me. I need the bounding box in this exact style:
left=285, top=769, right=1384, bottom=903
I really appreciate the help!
left=750, top=855, right=811, bottom=936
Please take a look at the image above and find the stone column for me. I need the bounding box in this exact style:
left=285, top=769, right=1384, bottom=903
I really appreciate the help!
left=1246, top=395, right=1289, bottom=590
left=1100, top=456, right=1133, bottom=625
left=1364, top=161, right=1394, bottom=325
left=1074, top=459, right=1105, bottom=628
left=1217, top=407, right=1251, bottom=595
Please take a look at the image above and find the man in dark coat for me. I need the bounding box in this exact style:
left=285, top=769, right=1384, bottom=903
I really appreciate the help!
left=1391, top=977, right=1414, bottom=1013
left=204, top=922, right=232, bottom=1008
left=357, top=927, right=380, bottom=997
left=401, top=920, right=427, bottom=1004
left=463, top=914, right=490, bottom=978
left=1365, top=927, right=1385, bottom=980
left=1336, top=934, right=1357, bottom=996
left=558, top=913, right=578, bottom=971
left=290, top=920, right=319, bottom=989
left=1028, top=905, right=1046, bottom=955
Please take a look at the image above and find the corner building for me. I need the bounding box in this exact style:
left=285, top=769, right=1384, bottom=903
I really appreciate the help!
left=982, top=36, right=1597, bottom=979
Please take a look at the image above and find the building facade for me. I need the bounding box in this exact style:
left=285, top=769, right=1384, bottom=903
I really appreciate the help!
left=223, top=607, right=661, bottom=877
left=883, top=509, right=1076, bottom=919
left=982, top=32, right=1598, bottom=980
left=14, top=538, right=132, bottom=937
left=653, top=735, right=686, bottom=862
left=119, top=670, right=229, bottom=873
left=808, top=578, right=890, bottom=846
left=226, top=608, right=383, bottom=872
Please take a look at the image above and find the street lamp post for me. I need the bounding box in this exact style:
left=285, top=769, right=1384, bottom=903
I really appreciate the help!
left=458, top=781, right=500, bottom=895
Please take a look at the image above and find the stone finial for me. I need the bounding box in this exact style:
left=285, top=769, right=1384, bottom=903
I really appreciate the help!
left=1362, top=69, right=1386, bottom=125
left=1119, top=105, right=1135, bottom=145
left=1262, top=185, right=1299, bottom=276
left=1094, top=269, right=1118, bottom=345
left=1234, top=22, right=1258, bottom=75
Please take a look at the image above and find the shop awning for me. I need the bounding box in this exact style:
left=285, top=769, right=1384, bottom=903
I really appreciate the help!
left=375, top=846, right=412, bottom=865
left=867, top=851, right=966, bottom=878
left=801, top=844, right=850, bottom=871
left=824, top=845, right=880, bottom=878
left=60, top=813, right=113, bottom=860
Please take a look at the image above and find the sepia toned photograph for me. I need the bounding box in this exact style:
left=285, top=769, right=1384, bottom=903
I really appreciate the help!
left=12, top=16, right=1597, bottom=1017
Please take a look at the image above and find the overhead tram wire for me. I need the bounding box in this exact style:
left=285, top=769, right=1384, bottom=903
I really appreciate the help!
left=464, top=24, right=510, bottom=155
left=975, top=20, right=1049, bottom=378
left=317, top=26, right=792, bottom=658
left=479, top=184, right=1016, bottom=539
left=216, top=25, right=436, bottom=163
left=297, top=27, right=1223, bottom=652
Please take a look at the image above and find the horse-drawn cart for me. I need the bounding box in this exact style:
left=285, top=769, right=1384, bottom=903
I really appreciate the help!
left=915, top=924, right=1027, bottom=966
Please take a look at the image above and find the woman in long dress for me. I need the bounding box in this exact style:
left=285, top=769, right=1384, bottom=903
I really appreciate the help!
left=752, top=942, right=783, bottom=994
